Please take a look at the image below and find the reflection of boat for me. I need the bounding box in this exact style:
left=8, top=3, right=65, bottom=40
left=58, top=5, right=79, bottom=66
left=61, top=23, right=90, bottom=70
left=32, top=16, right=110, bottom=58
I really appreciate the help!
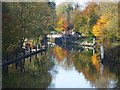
left=55, top=33, right=81, bottom=44
left=55, top=35, right=73, bottom=44
left=81, top=38, right=96, bottom=47
left=55, top=39, right=84, bottom=52
left=81, top=42, right=95, bottom=47
left=82, top=46, right=95, bottom=49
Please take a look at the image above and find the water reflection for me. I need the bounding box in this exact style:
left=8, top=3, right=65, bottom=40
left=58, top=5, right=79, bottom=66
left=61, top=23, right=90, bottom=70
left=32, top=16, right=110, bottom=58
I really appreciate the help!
left=2, top=49, right=53, bottom=88
left=2, top=43, right=120, bottom=88
left=48, top=42, right=118, bottom=88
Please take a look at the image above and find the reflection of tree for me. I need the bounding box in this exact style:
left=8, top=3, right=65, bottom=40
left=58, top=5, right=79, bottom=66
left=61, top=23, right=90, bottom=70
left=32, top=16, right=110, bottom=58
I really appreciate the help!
left=91, top=53, right=115, bottom=88
left=60, top=58, right=74, bottom=71
left=51, top=44, right=119, bottom=88
left=52, top=46, right=74, bottom=70
left=104, top=45, right=120, bottom=88
left=72, top=45, right=118, bottom=88
left=91, top=54, right=100, bottom=74
left=73, top=50, right=98, bottom=86
left=2, top=51, right=53, bottom=88
left=63, top=51, right=75, bottom=70
left=52, top=46, right=67, bottom=63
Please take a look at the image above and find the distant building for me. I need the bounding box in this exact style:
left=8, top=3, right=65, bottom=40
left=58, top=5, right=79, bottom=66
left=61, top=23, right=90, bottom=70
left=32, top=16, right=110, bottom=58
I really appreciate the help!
left=64, top=23, right=74, bottom=35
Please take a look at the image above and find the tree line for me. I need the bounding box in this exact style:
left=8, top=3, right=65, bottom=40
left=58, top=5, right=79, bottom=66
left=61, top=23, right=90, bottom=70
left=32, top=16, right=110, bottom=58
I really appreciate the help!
left=55, top=2, right=119, bottom=46
left=2, top=2, right=119, bottom=58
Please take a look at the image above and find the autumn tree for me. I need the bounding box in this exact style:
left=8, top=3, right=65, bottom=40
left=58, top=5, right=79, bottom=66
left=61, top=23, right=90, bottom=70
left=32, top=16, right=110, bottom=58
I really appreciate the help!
left=74, top=2, right=99, bottom=37
left=92, top=15, right=108, bottom=37
left=56, top=2, right=75, bottom=31
left=95, top=2, right=119, bottom=45
left=55, top=16, right=68, bottom=31
left=88, top=2, right=119, bottom=46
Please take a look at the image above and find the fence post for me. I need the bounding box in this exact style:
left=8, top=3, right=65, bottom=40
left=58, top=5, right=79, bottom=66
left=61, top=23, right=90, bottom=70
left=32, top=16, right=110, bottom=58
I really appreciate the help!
left=30, top=47, right=32, bottom=62
left=45, top=49, right=47, bottom=55
left=23, top=49, right=25, bottom=58
left=20, top=60, right=23, bottom=72
left=36, top=46, right=37, bottom=51
left=23, top=49, right=25, bottom=65
left=30, top=47, right=32, bottom=53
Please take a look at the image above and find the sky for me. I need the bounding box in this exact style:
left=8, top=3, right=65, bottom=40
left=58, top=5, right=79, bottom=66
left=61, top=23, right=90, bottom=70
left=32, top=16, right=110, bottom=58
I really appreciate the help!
left=54, top=0, right=90, bottom=6
left=52, top=0, right=119, bottom=6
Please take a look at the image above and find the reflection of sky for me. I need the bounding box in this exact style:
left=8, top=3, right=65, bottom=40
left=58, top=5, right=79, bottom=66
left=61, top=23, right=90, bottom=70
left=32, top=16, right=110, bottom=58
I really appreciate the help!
left=50, top=66, right=94, bottom=88
left=48, top=46, right=94, bottom=88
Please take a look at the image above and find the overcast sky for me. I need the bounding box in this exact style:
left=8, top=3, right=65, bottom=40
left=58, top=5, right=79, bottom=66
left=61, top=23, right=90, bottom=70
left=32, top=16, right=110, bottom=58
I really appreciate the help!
left=54, top=0, right=90, bottom=6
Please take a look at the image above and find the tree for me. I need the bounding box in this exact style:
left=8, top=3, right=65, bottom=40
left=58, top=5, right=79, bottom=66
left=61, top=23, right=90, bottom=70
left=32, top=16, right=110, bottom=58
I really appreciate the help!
left=56, top=2, right=74, bottom=31
left=74, top=2, right=99, bottom=36
left=2, top=2, right=57, bottom=56
left=55, top=16, right=68, bottom=31
left=94, top=2, right=119, bottom=45
left=92, top=15, right=108, bottom=37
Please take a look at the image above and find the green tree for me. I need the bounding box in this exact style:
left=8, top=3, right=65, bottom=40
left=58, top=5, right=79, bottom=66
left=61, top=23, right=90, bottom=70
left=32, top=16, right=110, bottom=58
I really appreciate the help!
left=2, top=2, right=57, bottom=57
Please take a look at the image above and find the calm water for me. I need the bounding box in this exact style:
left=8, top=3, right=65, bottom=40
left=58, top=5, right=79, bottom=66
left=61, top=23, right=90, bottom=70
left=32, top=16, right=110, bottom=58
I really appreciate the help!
left=2, top=42, right=120, bottom=88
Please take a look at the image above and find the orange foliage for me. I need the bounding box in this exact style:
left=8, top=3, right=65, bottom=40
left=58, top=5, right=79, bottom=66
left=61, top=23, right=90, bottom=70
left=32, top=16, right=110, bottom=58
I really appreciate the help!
left=91, top=54, right=100, bottom=73
left=58, top=16, right=64, bottom=21
left=62, top=21, right=68, bottom=31
left=52, top=46, right=67, bottom=63
left=55, top=16, right=68, bottom=31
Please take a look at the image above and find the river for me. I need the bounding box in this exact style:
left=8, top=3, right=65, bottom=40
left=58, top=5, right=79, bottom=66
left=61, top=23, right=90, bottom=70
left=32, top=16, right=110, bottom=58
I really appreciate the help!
left=2, top=42, right=120, bottom=88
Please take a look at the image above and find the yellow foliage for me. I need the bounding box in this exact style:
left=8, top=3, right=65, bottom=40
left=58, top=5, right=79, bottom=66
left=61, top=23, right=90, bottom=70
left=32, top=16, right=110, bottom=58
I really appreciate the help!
left=55, top=27, right=62, bottom=31
left=92, top=24, right=100, bottom=36
left=99, top=16, right=107, bottom=25
left=92, top=16, right=107, bottom=37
